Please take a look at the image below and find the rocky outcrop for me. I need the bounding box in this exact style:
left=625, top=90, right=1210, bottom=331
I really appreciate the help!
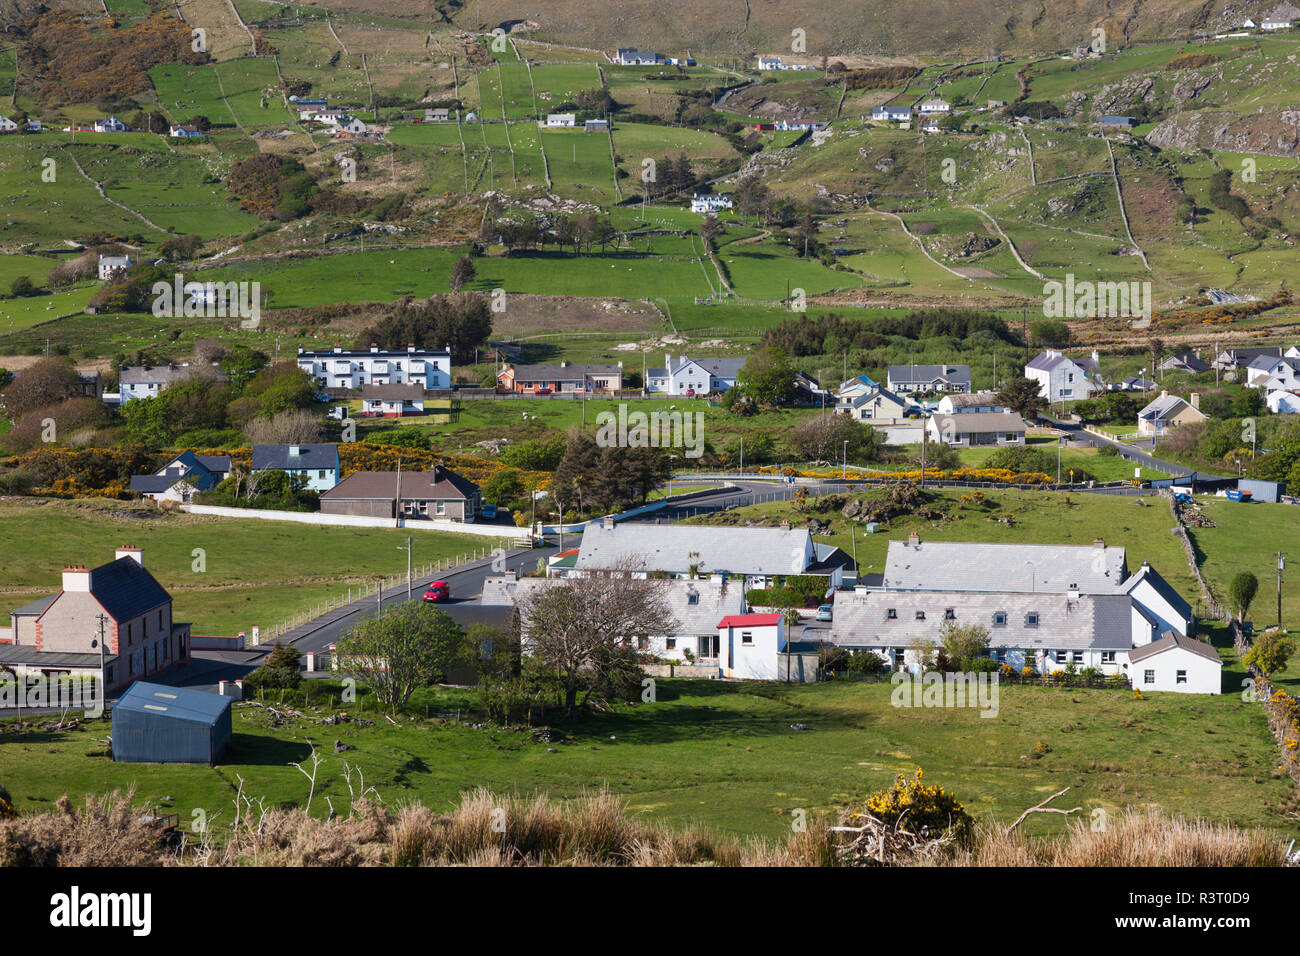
left=1146, top=110, right=1300, bottom=158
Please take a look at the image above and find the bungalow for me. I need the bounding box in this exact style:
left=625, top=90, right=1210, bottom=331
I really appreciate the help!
left=250, top=443, right=340, bottom=492
left=304, top=107, right=349, bottom=125
left=320, top=464, right=480, bottom=521
left=169, top=125, right=203, bottom=139
left=871, top=105, right=913, bottom=122
left=25, top=119, right=42, bottom=133
left=919, top=116, right=942, bottom=133
left=667, top=56, right=697, bottom=66
left=887, top=363, right=971, bottom=394
left=1158, top=351, right=1211, bottom=374
left=584, top=118, right=609, bottom=131
left=926, top=410, right=1027, bottom=447
left=497, top=361, right=623, bottom=394
left=613, top=49, right=666, bottom=65
left=572, top=518, right=851, bottom=590
left=94, top=116, right=127, bottom=133
left=1097, top=115, right=1137, bottom=128
left=690, top=193, right=733, bottom=213
left=545, top=113, right=576, bottom=127
left=0, top=547, right=190, bottom=696
left=1025, top=349, right=1099, bottom=403
left=1127, top=633, right=1222, bottom=694
left=424, top=108, right=450, bottom=122
left=1261, top=18, right=1293, bottom=29
left=360, top=383, right=426, bottom=417
left=119, top=363, right=226, bottom=403
left=918, top=99, right=951, bottom=114
left=936, top=390, right=1006, bottom=415
left=337, top=116, right=368, bottom=135
left=129, top=451, right=231, bottom=503
left=756, top=55, right=785, bottom=70
left=1137, top=391, right=1207, bottom=437
left=986, top=99, right=1007, bottom=109
left=645, top=355, right=745, bottom=396
left=0, top=116, right=18, bottom=133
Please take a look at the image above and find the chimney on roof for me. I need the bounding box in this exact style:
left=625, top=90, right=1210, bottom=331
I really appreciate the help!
left=780, top=519, right=791, bottom=530
left=289, top=444, right=301, bottom=457
left=370, top=344, right=379, bottom=353
left=1190, top=392, right=1200, bottom=409
left=333, top=346, right=342, bottom=353
left=602, top=515, right=615, bottom=530
left=62, top=565, right=91, bottom=592
left=908, top=531, right=920, bottom=549
left=408, top=344, right=415, bottom=352
left=1093, top=538, right=1105, bottom=549
left=115, top=545, right=143, bottom=567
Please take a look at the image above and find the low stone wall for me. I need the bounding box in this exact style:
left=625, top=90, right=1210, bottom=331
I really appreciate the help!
left=642, top=662, right=721, bottom=679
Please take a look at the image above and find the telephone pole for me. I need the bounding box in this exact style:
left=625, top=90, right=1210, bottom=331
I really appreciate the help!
left=1277, top=552, right=1286, bottom=631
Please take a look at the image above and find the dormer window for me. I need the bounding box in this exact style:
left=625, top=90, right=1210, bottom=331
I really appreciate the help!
left=993, top=612, right=1007, bottom=626
left=1025, top=612, right=1040, bottom=627
left=687, top=592, right=699, bottom=605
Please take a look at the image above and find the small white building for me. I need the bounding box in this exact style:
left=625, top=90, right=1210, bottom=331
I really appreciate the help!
left=337, top=116, right=368, bottom=135
left=545, top=113, right=576, bottom=127
left=690, top=193, right=733, bottom=213
left=169, top=125, right=203, bottom=139
left=927, top=411, right=1026, bottom=446
left=1025, top=349, right=1099, bottom=404
left=94, top=116, right=127, bottom=133
left=756, top=55, right=785, bottom=70
left=716, top=613, right=791, bottom=680
left=918, top=99, right=951, bottom=114
left=0, top=115, right=18, bottom=134
left=1127, top=633, right=1222, bottom=694
left=97, top=254, right=133, bottom=281
left=1261, top=18, right=1293, bottom=29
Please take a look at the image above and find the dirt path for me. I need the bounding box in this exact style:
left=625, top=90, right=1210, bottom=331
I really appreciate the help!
left=967, top=205, right=1045, bottom=280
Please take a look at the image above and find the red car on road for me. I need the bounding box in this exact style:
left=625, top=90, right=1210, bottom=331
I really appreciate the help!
left=422, top=581, right=450, bottom=603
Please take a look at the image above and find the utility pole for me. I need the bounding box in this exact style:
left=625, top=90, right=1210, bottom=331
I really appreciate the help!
left=842, top=439, right=848, bottom=479
left=397, top=536, right=412, bottom=602
left=377, top=578, right=383, bottom=615
left=96, top=613, right=108, bottom=705
left=1277, top=552, right=1286, bottom=631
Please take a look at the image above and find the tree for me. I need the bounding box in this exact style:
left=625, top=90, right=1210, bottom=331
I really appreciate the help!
left=242, top=408, right=325, bottom=444
left=789, top=414, right=884, bottom=464
left=1030, top=320, right=1069, bottom=347
left=242, top=641, right=302, bottom=690
left=357, top=292, right=492, bottom=364
left=449, top=255, right=477, bottom=291
left=1242, top=630, right=1293, bottom=677
left=335, top=602, right=468, bottom=711
left=699, top=214, right=723, bottom=244
left=995, top=376, right=1048, bottom=420
left=0, top=357, right=81, bottom=419
left=515, top=570, right=677, bottom=717
left=737, top=347, right=798, bottom=405
left=1229, top=571, right=1259, bottom=623
left=9, top=275, right=37, bottom=298
left=1147, top=337, right=1164, bottom=376
left=940, top=623, right=990, bottom=668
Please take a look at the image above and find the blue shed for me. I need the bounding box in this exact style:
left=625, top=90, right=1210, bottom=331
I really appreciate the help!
left=111, top=682, right=232, bottom=764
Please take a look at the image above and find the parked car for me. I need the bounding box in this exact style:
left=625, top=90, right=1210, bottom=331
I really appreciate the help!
left=815, top=604, right=833, bottom=622
left=422, top=581, right=450, bottom=603
left=481, top=503, right=497, bottom=520
left=314, top=392, right=333, bottom=403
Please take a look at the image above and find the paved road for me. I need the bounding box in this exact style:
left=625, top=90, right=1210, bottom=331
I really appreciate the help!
left=1047, top=417, right=1225, bottom=480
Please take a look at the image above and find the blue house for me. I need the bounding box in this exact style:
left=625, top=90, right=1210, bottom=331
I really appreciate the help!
left=251, top=443, right=340, bottom=492
left=112, top=682, right=232, bottom=764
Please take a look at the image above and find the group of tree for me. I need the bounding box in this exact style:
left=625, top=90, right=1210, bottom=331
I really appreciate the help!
left=485, top=211, right=618, bottom=256
left=994, top=377, right=1049, bottom=420
left=355, top=292, right=493, bottom=365
left=788, top=413, right=885, bottom=464
left=549, top=432, right=673, bottom=516
left=228, top=153, right=318, bottom=221
left=759, top=310, right=1015, bottom=358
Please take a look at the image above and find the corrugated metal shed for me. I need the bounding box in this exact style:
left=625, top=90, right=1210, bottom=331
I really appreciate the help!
left=1239, top=479, right=1285, bottom=503
left=111, top=682, right=232, bottom=764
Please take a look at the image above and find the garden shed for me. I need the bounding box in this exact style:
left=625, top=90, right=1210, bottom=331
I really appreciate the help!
left=111, top=682, right=232, bottom=764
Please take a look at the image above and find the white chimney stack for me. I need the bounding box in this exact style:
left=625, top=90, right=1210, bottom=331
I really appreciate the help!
left=62, top=566, right=91, bottom=592
left=115, top=545, right=143, bottom=567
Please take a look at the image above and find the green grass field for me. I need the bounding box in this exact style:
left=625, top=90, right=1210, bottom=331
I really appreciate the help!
left=0, top=500, right=510, bottom=637
left=1, top=673, right=1290, bottom=842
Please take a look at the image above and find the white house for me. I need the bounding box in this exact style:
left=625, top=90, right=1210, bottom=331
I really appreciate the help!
left=119, top=363, right=225, bottom=403
left=613, top=49, right=666, bottom=65
left=25, top=119, right=42, bottom=132
left=0, top=115, right=18, bottom=133
left=871, top=105, right=913, bottom=122
left=1123, top=560, right=1194, bottom=638
left=94, top=116, right=127, bottom=133
left=296, top=345, right=452, bottom=390
left=918, top=99, right=951, bottom=114
left=937, top=390, right=1006, bottom=415
left=98, top=254, right=133, bottom=280
left=545, top=113, right=576, bottom=127
left=1267, top=389, right=1300, bottom=414
left=1025, top=349, right=1099, bottom=404
left=360, top=383, right=426, bottom=417
left=690, top=193, right=733, bottom=213
left=1246, top=354, right=1300, bottom=389
left=169, top=125, right=203, bottom=139
left=756, top=55, right=785, bottom=70
left=1127, top=634, right=1222, bottom=694
left=888, top=363, right=971, bottom=394
left=644, top=354, right=746, bottom=395
left=717, top=613, right=794, bottom=680
left=128, top=451, right=231, bottom=503
left=926, top=410, right=1026, bottom=446
left=1262, top=18, right=1293, bottom=29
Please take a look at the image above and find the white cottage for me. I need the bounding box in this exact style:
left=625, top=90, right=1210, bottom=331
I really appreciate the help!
left=1127, top=633, right=1222, bottom=694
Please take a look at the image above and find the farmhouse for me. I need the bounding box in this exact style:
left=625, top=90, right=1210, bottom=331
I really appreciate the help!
left=337, top=116, right=368, bottom=135
left=572, top=519, right=851, bottom=588
left=360, top=383, right=426, bottom=417
left=129, top=450, right=231, bottom=503
left=871, top=105, right=913, bottom=122
left=0, top=547, right=190, bottom=696
left=1159, top=351, right=1211, bottom=374
left=644, top=355, right=745, bottom=395
left=690, top=193, right=733, bottom=213
left=887, top=363, right=971, bottom=394
left=756, top=55, right=785, bottom=70
left=320, top=464, right=481, bottom=521
left=0, top=115, right=18, bottom=133
left=94, top=116, right=127, bottom=132
left=251, top=443, right=340, bottom=492
left=926, top=410, right=1027, bottom=447
left=297, top=345, right=452, bottom=390
left=424, top=108, right=450, bottom=122
left=918, top=99, right=951, bottom=114
left=1127, top=633, right=1222, bottom=694
left=1136, top=391, right=1207, bottom=437
left=497, top=361, right=623, bottom=394
left=1025, top=349, right=1099, bottom=403
left=97, top=254, right=133, bottom=280
left=168, top=125, right=203, bottom=138
left=1096, top=115, right=1137, bottom=128
left=546, top=113, right=576, bottom=127
left=1261, top=18, right=1293, bottom=29
left=614, top=49, right=666, bottom=65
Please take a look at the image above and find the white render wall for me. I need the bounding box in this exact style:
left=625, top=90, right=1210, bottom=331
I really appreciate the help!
left=1130, top=647, right=1222, bottom=694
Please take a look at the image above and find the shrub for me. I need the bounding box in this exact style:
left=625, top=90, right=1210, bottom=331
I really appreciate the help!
left=861, top=770, right=973, bottom=846
left=241, top=642, right=302, bottom=690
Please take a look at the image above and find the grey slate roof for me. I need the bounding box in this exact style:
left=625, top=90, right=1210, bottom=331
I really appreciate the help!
left=930, top=411, right=1027, bottom=434
left=1127, top=632, right=1221, bottom=665
left=1138, top=393, right=1194, bottom=421
left=322, top=465, right=478, bottom=502
left=881, top=538, right=1127, bottom=593
left=888, top=364, right=972, bottom=388
left=87, top=556, right=173, bottom=622
left=1159, top=352, right=1210, bottom=373
left=673, top=357, right=746, bottom=379
left=0, top=645, right=109, bottom=667
left=251, top=443, right=339, bottom=472
left=1026, top=351, right=1074, bottom=372
left=119, top=365, right=226, bottom=386
left=943, top=390, right=1002, bottom=409
left=574, top=522, right=814, bottom=576
left=11, top=594, right=58, bottom=616
left=360, top=383, right=426, bottom=400
left=1123, top=563, right=1194, bottom=622
left=825, top=589, right=1134, bottom=650
left=480, top=575, right=743, bottom=634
